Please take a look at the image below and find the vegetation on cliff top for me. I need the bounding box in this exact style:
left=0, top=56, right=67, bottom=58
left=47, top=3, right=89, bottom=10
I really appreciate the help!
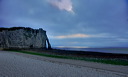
left=0, top=27, right=45, bottom=32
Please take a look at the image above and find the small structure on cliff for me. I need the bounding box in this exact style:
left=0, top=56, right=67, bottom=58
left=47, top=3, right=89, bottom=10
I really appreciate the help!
left=0, top=27, right=51, bottom=49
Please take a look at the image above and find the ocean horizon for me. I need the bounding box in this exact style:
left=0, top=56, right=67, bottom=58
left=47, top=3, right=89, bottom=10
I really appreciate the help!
left=54, top=47, right=128, bottom=54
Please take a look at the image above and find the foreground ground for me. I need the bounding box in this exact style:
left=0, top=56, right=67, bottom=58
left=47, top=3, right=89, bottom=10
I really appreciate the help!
left=0, top=51, right=128, bottom=77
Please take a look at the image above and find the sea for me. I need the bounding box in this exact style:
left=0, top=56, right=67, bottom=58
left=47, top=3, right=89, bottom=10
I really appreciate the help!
left=54, top=47, right=128, bottom=54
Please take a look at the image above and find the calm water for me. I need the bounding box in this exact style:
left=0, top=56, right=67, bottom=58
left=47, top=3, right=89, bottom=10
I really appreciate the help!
left=55, top=47, right=128, bottom=54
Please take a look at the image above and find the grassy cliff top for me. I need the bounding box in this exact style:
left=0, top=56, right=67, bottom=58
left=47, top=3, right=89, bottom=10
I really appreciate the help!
left=0, top=27, right=45, bottom=32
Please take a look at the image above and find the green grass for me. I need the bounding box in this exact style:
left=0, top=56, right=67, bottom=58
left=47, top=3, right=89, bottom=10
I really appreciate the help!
left=5, top=49, right=128, bottom=66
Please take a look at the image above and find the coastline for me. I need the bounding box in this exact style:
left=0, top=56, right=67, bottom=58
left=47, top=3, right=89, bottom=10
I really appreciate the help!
left=22, top=48, right=128, bottom=60
left=0, top=51, right=128, bottom=77
left=3, top=48, right=128, bottom=66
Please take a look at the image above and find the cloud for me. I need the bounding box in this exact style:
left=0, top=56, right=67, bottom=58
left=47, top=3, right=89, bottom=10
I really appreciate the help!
left=91, top=33, right=117, bottom=38
left=56, top=46, right=89, bottom=48
left=47, top=0, right=74, bottom=13
left=116, top=38, right=128, bottom=42
left=51, top=34, right=92, bottom=39
left=50, top=33, right=117, bottom=39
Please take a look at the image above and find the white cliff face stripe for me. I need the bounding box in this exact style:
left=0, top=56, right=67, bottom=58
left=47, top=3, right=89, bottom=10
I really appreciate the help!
left=47, top=0, right=74, bottom=13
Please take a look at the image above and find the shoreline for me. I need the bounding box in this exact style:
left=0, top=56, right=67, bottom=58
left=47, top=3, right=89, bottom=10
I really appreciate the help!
left=22, top=48, right=128, bottom=60
left=0, top=51, right=128, bottom=77
left=3, top=48, right=128, bottom=66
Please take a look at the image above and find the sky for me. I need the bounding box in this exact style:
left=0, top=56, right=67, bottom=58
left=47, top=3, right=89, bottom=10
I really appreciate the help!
left=0, top=0, right=128, bottom=48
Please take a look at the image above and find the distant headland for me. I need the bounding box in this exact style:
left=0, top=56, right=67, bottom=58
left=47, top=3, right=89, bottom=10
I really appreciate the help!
left=0, top=27, right=51, bottom=49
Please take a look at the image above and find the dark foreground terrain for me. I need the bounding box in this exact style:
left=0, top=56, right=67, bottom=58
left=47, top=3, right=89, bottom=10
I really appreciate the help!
left=6, top=48, right=128, bottom=60
left=1, top=51, right=127, bottom=77
left=3, top=48, right=128, bottom=66
left=31, top=49, right=128, bottom=59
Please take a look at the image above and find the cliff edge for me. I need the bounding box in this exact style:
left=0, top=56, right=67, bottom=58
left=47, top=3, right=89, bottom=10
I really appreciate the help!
left=0, top=27, right=51, bottom=49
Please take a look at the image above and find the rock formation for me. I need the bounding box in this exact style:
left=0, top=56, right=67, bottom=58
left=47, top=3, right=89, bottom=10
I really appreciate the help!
left=0, top=27, right=51, bottom=49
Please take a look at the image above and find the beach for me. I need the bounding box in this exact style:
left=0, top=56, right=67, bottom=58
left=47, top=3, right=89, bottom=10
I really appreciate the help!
left=0, top=51, right=127, bottom=77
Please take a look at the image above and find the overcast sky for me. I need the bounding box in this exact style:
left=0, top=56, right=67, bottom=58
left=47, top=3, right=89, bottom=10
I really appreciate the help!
left=0, top=0, right=128, bottom=48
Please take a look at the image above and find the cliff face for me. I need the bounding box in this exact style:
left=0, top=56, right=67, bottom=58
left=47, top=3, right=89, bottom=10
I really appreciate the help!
left=0, top=27, right=51, bottom=49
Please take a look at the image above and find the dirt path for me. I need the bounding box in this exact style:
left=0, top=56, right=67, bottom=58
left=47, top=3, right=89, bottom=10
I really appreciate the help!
left=0, top=51, right=127, bottom=77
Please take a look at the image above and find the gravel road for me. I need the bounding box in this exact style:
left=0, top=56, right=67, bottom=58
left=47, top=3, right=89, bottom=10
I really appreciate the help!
left=0, top=51, right=127, bottom=77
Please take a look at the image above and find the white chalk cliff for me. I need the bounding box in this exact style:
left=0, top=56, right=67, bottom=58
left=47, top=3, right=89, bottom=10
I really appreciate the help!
left=0, top=27, right=51, bottom=49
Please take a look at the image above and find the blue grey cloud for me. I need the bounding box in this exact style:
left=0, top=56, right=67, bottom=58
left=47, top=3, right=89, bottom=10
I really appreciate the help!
left=0, top=0, right=128, bottom=47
